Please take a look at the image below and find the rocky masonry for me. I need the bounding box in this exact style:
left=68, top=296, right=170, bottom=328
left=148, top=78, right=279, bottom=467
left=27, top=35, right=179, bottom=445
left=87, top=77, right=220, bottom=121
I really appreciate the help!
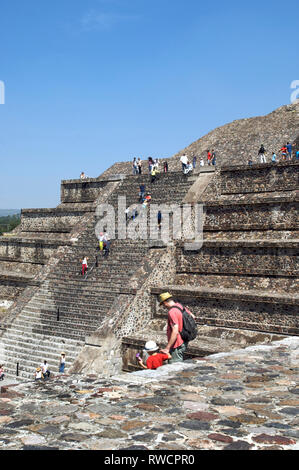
left=0, top=337, right=298, bottom=450
left=100, top=102, right=299, bottom=177
left=0, top=103, right=298, bottom=452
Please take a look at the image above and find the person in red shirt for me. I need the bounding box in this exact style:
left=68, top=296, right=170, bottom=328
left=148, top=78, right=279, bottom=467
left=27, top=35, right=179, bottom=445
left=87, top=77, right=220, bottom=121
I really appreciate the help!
left=280, top=146, right=287, bottom=161
left=159, top=292, right=195, bottom=364
left=137, top=341, right=171, bottom=370
left=207, top=150, right=212, bottom=166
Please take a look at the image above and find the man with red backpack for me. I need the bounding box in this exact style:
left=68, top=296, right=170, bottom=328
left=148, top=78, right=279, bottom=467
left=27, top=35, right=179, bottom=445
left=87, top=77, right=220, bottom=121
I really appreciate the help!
left=158, top=292, right=197, bottom=363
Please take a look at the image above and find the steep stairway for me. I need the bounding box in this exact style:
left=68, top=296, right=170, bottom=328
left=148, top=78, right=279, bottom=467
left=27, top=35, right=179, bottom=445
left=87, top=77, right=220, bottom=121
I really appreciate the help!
left=0, top=171, right=195, bottom=380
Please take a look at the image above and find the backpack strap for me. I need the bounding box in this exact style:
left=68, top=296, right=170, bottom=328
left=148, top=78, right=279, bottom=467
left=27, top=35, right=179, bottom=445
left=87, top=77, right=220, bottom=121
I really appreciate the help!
left=169, top=304, right=185, bottom=332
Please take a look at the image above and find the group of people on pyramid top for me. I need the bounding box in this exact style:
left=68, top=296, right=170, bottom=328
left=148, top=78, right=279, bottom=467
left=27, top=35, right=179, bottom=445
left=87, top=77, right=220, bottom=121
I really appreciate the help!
left=180, top=150, right=216, bottom=174
left=249, top=142, right=298, bottom=165
left=132, top=157, right=170, bottom=177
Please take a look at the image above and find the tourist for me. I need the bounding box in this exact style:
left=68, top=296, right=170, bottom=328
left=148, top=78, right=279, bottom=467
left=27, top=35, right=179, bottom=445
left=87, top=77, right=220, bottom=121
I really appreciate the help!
left=180, top=154, right=188, bottom=173
left=139, top=184, right=146, bottom=202
left=125, top=208, right=131, bottom=221
left=131, top=207, right=138, bottom=220
left=41, top=360, right=50, bottom=379
left=148, top=157, right=154, bottom=174
left=0, top=364, right=5, bottom=381
left=200, top=157, right=204, bottom=167
left=258, top=145, right=267, bottom=163
left=35, top=367, right=43, bottom=381
left=286, top=142, right=292, bottom=160
left=207, top=150, right=212, bottom=166
left=280, top=145, right=287, bottom=161
left=80, top=172, right=87, bottom=179
left=103, top=237, right=111, bottom=258
left=211, top=150, right=217, bottom=166
left=159, top=292, right=195, bottom=363
left=59, top=353, right=66, bottom=373
left=272, top=152, right=277, bottom=163
left=80, top=256, right=89, bottom=275
left=142, top=199, right=149, bottom=210
left=153, top=158, right=159, bottom=171
left=132, top=158, right=138, bottom=175
left=192, top=155, right=197, bottom=169
left=163, top=161, right=168, bottom=173
left=157, top=210, right=162, bottom=230
left=136, top=341, right=171, bottom=370
left=137, top=158, right=142, bottom=174
left=248, top=158, right=253, bottom=166
left=151, top=167, right=157, bottom=183
left=186, top=160, right=193, bottom=174
left=296, top=150, right=299, bottom=161
left=142, top=194, right=151, bottom=210
left=98, top=232, right=107, bottom=252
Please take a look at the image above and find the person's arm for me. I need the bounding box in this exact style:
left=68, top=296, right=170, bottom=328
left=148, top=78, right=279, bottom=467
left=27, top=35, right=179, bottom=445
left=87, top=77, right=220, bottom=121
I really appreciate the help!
left=161, top=323, right=179, bottom=354
left=137, top=358, right=148, bottom=369
left=162, top=352, right=172, bottom=361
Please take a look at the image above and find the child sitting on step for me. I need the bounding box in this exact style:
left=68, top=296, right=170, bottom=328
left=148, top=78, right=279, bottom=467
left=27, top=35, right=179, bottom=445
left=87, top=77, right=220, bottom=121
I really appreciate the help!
left=137, top=341, right=171, bottom=370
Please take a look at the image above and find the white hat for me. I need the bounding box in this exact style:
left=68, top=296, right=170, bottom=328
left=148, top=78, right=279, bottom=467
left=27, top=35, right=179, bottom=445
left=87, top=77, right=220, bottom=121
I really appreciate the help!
left=144, top=341, right=159, bottom=352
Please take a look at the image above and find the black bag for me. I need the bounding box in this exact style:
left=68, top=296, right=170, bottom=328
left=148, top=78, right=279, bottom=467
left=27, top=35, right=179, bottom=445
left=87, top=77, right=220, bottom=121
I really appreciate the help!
left=175, top=305, right=198, bottom=343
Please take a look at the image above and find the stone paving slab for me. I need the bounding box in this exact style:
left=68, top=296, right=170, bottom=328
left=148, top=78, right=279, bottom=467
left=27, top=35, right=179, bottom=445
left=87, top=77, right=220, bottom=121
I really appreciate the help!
left=0, top=337, right=298, bottom=451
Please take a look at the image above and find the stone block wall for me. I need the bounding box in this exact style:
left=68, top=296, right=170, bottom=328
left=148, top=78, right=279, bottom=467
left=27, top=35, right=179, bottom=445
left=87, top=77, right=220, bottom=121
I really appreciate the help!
left=220, top=163, right=299, bottom=194
left=175, top=241, right=299, bottom=277
left=60, top=177, right=122, bottom=203
left=0, top=237, right=70, bottom=264
left=20, top=208, right=94, bottom=233
left=203, top=200, right=298, bottom=234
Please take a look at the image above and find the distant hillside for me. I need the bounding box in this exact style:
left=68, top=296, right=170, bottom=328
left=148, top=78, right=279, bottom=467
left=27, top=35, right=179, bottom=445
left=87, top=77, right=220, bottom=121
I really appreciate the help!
left=0, top=213, right=21, bottom=235
left=0, top=209, right=20, bottom=217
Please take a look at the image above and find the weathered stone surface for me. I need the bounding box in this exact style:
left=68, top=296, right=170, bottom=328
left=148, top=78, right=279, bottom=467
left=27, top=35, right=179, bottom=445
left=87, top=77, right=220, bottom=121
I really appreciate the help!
left=0, top=337, right=298, bottom=451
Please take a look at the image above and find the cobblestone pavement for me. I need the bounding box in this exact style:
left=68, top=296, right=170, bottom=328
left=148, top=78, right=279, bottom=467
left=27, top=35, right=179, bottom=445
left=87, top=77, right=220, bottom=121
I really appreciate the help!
left=0, top=337, right=298, bottom=451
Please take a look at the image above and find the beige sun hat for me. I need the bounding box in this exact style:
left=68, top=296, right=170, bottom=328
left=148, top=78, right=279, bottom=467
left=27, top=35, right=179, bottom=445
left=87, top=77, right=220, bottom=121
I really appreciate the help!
left=158, top=292, right=173, bottom=304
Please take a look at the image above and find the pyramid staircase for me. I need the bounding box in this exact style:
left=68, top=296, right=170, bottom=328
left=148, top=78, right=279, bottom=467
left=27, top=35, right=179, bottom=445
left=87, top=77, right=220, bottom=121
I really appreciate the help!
left=0, top=170, right=196, bottom=380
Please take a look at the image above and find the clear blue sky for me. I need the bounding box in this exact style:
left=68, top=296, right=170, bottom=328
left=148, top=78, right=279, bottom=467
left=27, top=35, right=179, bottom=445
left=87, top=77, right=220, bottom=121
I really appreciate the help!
left=0, top=0, right=298, bottom=208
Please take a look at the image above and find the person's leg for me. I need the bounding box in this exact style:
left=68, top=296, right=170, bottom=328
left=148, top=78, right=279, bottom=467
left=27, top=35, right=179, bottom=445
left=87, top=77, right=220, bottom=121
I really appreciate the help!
left=168, top=343, right=187, bottom=364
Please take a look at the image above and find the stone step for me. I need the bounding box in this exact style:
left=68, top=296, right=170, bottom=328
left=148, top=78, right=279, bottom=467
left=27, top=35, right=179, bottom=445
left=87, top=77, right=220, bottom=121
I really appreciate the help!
left=175, top=273, right=298, bottom=295
left=2, top=329, right=84, bottom=348
left=5, top=323, right=93, bottom=342
left=8, top=317, right=96, bottom=335
left=203, top=230, right=299, bottom=241
left=2, top=339, right=80, bottom=364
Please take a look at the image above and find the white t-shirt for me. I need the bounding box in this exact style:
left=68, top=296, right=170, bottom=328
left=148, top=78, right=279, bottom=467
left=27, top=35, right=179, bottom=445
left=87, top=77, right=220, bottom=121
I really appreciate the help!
left=82, top=258, right=88, bottom=266
left=180, top=155, right=188, bottom=165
